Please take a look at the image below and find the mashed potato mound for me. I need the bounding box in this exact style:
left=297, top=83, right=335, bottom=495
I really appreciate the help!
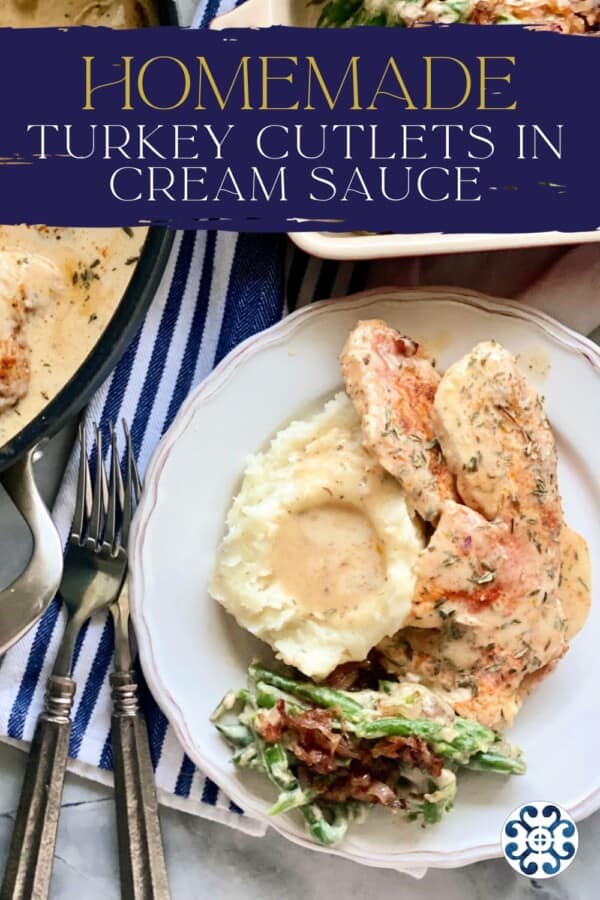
left=209, top=393, right=424, bottom=679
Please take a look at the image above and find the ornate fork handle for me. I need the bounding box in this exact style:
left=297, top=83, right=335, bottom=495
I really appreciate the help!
left=110, top=670, right=170, bottom=900
left=1, top=676, right=75, bottom=900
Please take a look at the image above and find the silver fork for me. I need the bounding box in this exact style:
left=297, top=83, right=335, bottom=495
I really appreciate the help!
left=1, top=423, right=136, bottom=900
left=107, top=425, right=170, bottom=900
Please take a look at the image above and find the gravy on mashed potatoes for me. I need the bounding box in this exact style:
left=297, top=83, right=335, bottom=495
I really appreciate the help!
left=210, top=393, right=424, bottom=680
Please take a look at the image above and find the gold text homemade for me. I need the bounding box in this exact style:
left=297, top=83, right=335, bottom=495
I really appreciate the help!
left=81, top=54, right=518, bottom=112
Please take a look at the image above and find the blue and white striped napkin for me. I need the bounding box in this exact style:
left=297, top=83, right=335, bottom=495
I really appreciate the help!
left=0, top=225, right=368, bottom=834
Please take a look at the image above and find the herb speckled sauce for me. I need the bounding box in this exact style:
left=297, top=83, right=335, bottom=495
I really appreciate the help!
left=0, top=1, right=156, bottom=444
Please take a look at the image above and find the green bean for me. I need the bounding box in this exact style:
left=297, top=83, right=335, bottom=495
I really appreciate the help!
left=261, top=742, right=296, bottom=791
left=210, top=688, right=252, bottom=722
left=302, top=803, right=349, bottom=845
left=466, top=750, right=527, bottom=775
left=250, top=667, right=516, bottom=766
left=215, top=722, right=254, bottom=748
left=444, top=718, right=496, bottom=756
left=357, top=715, right=499, bottom=764
left=255, top=681, right=309, bottom=714
left=259, top=739, right=341, bottom=831
left=356, top=716, right=445, bottom=742
left=421, top=799, right=445, bottom=825
left=269, top=786, right=318, bottom=816
left=232, top=744, right=261, bottom=770
left=249, top=665, right=365, bottom=722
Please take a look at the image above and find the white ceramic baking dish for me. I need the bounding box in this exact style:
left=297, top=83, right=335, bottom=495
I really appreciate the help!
left=207, top=0, right=600, bottom=259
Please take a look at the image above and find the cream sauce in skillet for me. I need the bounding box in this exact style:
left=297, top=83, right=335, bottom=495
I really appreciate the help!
left=0, top=1, right=157, bottom=445
left=0, top=225, right=147, bottom=445
left=3, top=0, right=157, bottom=27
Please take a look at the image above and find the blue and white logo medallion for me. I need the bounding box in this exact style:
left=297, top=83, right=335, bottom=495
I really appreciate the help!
left=501, top=802, right=578, bottom=878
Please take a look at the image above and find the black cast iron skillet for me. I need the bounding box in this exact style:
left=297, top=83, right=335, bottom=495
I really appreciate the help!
left=0, top=227, right=173, bottom=472
left=0, top=0, right=179, bottom=655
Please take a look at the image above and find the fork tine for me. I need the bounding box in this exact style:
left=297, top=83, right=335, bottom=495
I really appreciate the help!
left=71, top=422, right=92, bottom=543
left=113, top=422, right=126, bottom=506
left=103, top=422, right=123, bottom=551
left=124, top=420, right=142, bottom=500
left=87, top=424, right=108, bottom=545
left=121, top=421, right=141, bottom=549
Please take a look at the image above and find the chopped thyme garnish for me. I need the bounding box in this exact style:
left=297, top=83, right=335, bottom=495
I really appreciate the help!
left=442, top=554, right=460, bottom=568
left=464, top=452, right=482, bottom=473
left=447, top=620, right=464, bottom=640
left=73, top=260, right=101, bottom=290
left=411, top=450, right=427, bottom=469
left=469, top=569, right=496, bottom=586
left=382, top=407, right=403, bottom=441
left=457, top=678, right=479, bottom=696
left=528, top=531, right=543, bottom=554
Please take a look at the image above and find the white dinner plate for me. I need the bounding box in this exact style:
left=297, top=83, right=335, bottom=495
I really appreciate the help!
left=130, top=288, right=600, bottom=873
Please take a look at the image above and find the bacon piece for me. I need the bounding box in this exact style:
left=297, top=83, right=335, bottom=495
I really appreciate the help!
left=324, top=662, right=364, bottom=690
left=284, top=708, right=357, bottom=775
left=320, top=769, right=404, bottom=810
left=257, top=704, right=358, bottom=774
left=369, top=736, right=444, bottom=777
left=258, top=699, right=444, bottom=785
left=255, top=700, right=286, bottom=743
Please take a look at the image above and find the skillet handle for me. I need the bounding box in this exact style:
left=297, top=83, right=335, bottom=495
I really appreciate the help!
left=0, top=447, right=63, bottom=655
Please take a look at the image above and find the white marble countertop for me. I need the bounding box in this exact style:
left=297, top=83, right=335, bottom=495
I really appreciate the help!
left=0, top=1, right=596, bottom=897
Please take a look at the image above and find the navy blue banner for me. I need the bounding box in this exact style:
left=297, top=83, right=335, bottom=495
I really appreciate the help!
left=0, top=24, right=598, bottom=233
